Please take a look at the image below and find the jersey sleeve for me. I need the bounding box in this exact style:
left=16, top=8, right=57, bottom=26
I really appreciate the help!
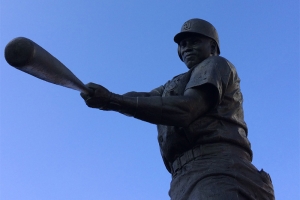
left=185, top=56, right=231, bottom=103
left=149, top=84, right=166, bottom=96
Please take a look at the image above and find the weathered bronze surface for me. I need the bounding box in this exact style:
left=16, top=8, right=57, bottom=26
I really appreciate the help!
left=81, top=18, right=275, bottom=200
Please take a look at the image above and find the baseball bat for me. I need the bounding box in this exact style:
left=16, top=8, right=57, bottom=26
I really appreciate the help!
left=4, top=37, right=93, bottom=94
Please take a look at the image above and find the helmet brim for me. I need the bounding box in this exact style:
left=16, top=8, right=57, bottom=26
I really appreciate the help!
left=174, top=32, right=205, bottom=44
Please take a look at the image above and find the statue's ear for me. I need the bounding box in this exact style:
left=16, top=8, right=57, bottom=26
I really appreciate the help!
left=177, top=45, right=183, bottom=61
left=210, top=40, right=217, bottom=55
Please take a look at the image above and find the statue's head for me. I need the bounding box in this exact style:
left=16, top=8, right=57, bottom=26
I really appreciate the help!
left=174, top=19, right=220, bottom=68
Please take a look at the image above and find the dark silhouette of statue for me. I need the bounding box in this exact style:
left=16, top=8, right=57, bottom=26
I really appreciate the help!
left=81, top=18, right=275, bottom=200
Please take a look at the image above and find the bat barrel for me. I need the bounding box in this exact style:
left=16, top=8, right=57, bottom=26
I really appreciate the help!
left=4, top=37, right=93, bottom=95
left=4, top=37, right=35, bottom=67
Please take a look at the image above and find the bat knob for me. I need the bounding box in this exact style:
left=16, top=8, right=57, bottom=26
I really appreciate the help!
left=4, top=37, right=34, bottom=67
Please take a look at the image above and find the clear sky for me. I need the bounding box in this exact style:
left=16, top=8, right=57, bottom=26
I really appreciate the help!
left=0, top=1, right=299, bottom=199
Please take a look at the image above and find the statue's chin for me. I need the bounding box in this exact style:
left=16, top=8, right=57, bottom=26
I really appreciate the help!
left=184, top=61, right=199, bottom=69
left=183, top=60, right=195, bottom=69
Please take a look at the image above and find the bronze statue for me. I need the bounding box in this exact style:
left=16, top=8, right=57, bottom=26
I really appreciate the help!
left=80, top=18, right=275, bottom=200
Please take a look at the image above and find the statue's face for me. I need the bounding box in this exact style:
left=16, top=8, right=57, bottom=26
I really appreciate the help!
left=179, top=36, right=212, bottom=69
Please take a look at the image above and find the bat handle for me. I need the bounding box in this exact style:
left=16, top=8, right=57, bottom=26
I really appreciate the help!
left=78, top=85, right=94, bottom=95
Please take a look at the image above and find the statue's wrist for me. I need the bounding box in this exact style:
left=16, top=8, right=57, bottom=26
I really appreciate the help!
left=105, top=94, right=138, bottom=117
left=100, top=93, right=122, bottom=111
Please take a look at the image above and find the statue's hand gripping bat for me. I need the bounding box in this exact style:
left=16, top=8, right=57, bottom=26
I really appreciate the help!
left=4, top=37, right=93, bottom=94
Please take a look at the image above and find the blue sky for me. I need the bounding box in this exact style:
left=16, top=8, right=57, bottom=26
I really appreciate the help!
left=0, top=1, right=299, bottom=199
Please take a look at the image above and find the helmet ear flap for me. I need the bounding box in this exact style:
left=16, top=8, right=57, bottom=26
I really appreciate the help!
left=177, top=45, right=183, bottom=61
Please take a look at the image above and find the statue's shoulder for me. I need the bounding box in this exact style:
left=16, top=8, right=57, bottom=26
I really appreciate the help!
left=189, top=56, right=236, bottom=84
left=203, top=56, right=230, bottom=65
left=196, top=56, right=236, bottom=72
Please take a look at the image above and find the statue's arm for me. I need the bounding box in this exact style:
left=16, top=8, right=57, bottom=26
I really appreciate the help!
left=81, top=83, right=218, bottom=127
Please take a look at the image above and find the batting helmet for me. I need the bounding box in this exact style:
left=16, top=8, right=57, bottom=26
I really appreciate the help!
left=174, top=18, right=220, bottom=60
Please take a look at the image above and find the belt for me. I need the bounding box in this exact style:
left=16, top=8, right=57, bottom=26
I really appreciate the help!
left=171, top=145, right=203, bottom=174
left=170, top=143, right=251, bottom=174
